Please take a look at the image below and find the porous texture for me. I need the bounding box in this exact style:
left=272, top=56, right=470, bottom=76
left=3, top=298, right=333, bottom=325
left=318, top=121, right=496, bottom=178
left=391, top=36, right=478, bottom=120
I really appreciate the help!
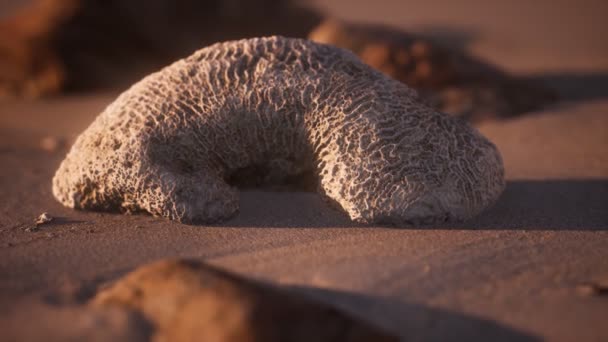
left=52, top=36, right=505, bottom=225
left=92, top=259, right=398, bottom=342
left=309, top=19, right=556, bottom=122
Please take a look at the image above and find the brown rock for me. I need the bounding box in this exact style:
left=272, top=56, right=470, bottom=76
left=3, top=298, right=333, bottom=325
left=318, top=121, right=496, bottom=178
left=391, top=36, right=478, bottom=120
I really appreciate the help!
left=0, top=303, right=151, bottom=342
left=308, top=19, right=456, bottom=90
left=410, top=40, right=431, bottom=59
left=40, top=136, right=65, bottom=152
left=0, top=0, right=73, bottom=99
left=309, top=19, right=556, bottom=122
left=359, top=43, right=392, bottom=70
left=575, top=282, right=608, bottom=297
left=393, top=48, right=410, bottom=66
left=0, top=0, right=321, bottom=98
left=92, top=259, right=398, bottom=342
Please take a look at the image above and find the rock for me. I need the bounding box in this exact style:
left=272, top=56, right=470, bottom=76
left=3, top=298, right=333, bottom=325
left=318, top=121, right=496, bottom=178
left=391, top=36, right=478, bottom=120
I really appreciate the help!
left=35, top=212, right=53, bottom=226
left=0, top=302, right=151, bottom=342
left=40, top=136, right=64, bottom=152
left=52, top=37, right=504, bottom=225
left=0, top=0, right=321, bottom=98
left=575, top=282, right=608, bottom=297
left=308, top=19, right=556, bottom=121
left=0, top=0, right=72, bottom=99
left=92, top=259, right=398, bottom=342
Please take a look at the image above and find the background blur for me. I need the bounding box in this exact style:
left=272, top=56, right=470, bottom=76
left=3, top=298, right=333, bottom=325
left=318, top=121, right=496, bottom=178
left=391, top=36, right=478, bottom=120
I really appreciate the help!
left=2, top=0, right=607, bottom=73
left=1, top=2, right=607, bottom=342
left=2, top=0, right=607, bottom=122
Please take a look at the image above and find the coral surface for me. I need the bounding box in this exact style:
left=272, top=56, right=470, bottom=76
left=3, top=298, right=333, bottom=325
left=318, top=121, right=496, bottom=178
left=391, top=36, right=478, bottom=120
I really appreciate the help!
left=53, top=37, right=504, bottom=224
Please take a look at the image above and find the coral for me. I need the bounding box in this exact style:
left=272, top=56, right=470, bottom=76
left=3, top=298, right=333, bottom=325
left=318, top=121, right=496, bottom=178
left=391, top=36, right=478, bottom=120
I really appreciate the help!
left=52, top=36, right=504, bottom=225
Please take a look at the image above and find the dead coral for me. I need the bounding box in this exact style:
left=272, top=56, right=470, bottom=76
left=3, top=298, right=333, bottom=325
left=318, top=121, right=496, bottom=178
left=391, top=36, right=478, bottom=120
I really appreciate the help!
left=53, top=37, right=504, bottom=225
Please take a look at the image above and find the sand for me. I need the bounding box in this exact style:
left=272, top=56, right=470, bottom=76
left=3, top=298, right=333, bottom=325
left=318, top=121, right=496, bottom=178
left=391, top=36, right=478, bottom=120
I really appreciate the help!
left=1, top=1, right=607, bottom=341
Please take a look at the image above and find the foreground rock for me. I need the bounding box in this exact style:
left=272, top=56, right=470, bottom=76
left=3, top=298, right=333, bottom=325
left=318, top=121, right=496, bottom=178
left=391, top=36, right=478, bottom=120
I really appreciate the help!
left=92, top=259, right=397, bottom=342
left=0, top=303, right=151, bottom=342
left=309, top=19, right=556, bottom=122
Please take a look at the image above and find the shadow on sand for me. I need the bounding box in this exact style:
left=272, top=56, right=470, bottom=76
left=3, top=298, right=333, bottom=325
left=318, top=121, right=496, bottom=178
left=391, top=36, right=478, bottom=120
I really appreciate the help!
left=219, top=179, right=608, bottom=230
left=524, top=73, right=608, bottom=102
left=289, top=286, right=541, bottom=342
left=419, top=26, right=608, bottom=104
left=460, top=179, right=608, bottom=230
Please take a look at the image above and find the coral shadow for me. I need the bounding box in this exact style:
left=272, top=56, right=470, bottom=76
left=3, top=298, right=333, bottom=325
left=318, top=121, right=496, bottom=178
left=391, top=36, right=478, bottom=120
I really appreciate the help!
left=523, top=73, right=608, bottom=102
left=216, top=179, right=608, bottom=230
left=457, top=179, right=608, bottom=231
left=416, top=26, right=479, bottom=52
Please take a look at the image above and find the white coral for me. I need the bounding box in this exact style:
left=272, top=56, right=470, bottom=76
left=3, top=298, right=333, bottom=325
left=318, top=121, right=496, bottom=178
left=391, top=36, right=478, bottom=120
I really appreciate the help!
left=52, top=36, right=504, bottom=225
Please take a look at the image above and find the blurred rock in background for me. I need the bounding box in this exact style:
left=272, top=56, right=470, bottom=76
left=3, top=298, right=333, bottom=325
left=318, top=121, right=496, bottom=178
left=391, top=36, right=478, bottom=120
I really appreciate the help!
left=0, top=0, right=322, bottom=97
left=0, top=0, right=556, bottom=122
left=309, top=19, right=556, bottom=121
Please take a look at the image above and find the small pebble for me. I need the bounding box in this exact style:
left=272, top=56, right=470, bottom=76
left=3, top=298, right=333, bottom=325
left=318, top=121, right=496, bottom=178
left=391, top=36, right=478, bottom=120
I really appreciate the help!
left=25, top=226, right=39, bottom=232
left=40, top=136, right=64, bottom=152
left=35, top=212, right=53, bottom=226
left=576, top=283, right=608, bottom=297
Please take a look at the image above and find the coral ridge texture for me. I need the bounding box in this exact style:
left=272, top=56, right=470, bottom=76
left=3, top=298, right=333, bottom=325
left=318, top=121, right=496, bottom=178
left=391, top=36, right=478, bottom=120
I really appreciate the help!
left=53, top=36, right=505, bottom=225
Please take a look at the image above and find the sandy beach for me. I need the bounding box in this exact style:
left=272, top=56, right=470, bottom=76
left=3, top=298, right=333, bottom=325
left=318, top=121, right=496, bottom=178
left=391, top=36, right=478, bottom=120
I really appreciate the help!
left=1, top=1, right=607, bottom=341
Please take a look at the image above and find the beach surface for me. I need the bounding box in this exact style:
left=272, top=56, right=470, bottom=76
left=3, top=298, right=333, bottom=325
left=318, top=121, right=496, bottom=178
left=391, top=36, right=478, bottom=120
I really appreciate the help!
left=1, top=1, right=607, bottom=341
